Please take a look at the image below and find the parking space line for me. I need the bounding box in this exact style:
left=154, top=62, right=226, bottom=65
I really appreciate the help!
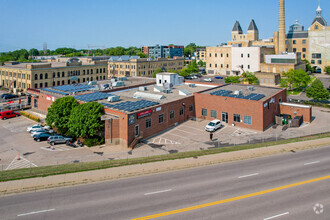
left=263, top=212, right=289, bottom=220
left=183, top=125, right=204, bottom=132
left=144, top=189, right=172, bottom=196
left=304, top=161, right=320, bottom=166
left=238, top=173, right=259, bottom=179
left=17, top=208, right=55, bottom=217
left=5, top=156, right=37, bottom=170
left=166, top=133, right=190, bottom=139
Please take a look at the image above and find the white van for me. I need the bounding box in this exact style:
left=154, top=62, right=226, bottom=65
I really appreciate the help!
left=205, top=119, right=222, bottom=132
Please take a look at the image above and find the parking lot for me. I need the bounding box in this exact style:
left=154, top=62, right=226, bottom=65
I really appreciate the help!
left=0, top=106, right=329, bottom=169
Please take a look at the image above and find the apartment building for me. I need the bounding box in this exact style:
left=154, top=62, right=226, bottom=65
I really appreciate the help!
left=142, top=45, right=184, bottom=58
left=0, top=58, right=108, bottom=92
left=108, top=57, right=184, bottom=77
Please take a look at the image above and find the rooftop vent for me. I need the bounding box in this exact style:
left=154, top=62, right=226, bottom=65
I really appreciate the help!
left=247, top=86, right=255, bottom=91
left=189, top=84, right=196, bottom=88
left=133, top=92, right=165, bottom=100
left=163, top=89, right=172, bottom=94
left=179, top=89, right=192, bottom=96
left=154, top=86, right=164, bottom=92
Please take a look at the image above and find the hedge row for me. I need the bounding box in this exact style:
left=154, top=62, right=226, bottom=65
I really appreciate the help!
left=20, top=111, right=40, bottom=122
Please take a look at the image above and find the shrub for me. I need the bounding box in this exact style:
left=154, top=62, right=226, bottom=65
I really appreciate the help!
left=20, top=111, right=40, bottom=122
left=84, top=136, right=104, bottom=147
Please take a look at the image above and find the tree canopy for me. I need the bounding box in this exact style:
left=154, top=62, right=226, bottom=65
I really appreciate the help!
left=280, top=69, right=312, bottom=90
left=152, top=68, right=163, bottom=78
left=225, top=76, right=241, bottom=84
left=324, top=66, right=330, bottom=74
left=179, top=60, right=199, bottom=77
left=242, top=72, right=259, bottom=85
left=45, top=96, right=79, bottom=134
left=306, top=79, right=330, bottom=101
left=68, top=102, right=104, bottom=138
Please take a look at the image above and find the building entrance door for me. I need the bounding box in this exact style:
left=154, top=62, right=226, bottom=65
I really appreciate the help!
left=134, top=124, right=140, bottom=137
left=222, top=112, right=228, bottom=123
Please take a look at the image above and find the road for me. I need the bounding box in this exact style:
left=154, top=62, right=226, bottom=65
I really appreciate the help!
left=0, top=146, right=329, bottom=220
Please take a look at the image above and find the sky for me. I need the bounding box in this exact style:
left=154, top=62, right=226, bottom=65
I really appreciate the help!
left=0, top=0, right=329, bottom=52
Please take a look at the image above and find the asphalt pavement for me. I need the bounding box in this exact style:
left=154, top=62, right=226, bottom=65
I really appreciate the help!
left=0, top=146, right=329, bottom=220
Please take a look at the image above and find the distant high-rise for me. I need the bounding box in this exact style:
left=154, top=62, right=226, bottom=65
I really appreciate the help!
left=278, top=0, right=286, bottom=54
left=43, top=42, right=47, bottom=55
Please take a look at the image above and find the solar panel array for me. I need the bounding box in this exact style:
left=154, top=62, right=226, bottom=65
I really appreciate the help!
left=42, top=88, right=69, bottom=96
left=54, top=84, right=94, bottom=93
left=74, top=92, right=112, bottom=102
left=101, top=100, right=159, bottom=112
left=210, top=90, right=265, bottom=101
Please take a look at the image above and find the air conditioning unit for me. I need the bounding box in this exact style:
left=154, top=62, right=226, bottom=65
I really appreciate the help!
left=139, top=86, right=147, bottom=91
left=233, top=90, right=242, bottom=96
left=189, top=84, right=196, bottom=88
left=163, top=89, right=172, bottom=94
left=248, top=86, right=255, bottom=91
left=107, top=95, right=120, bottom=102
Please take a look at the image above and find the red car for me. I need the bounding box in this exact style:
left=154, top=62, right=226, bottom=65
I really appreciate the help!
left=0, top=110, right=20, bottom=120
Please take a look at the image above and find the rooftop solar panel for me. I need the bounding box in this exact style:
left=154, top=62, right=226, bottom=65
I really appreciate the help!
left=211, top=90, right=265, bottom=101
left=54, top=84, right=94, bottom=93
left=74, top=92, right=112, bottom=102
left=42, top=88, right=69, bottom=95
left=101, top=100, right=159, bottom=112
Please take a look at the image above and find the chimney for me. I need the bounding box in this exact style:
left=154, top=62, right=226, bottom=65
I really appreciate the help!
left=278, top=0, right=286, bottom=54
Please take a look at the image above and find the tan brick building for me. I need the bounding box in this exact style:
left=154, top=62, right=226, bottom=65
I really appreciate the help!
left=108, top=57, right=184, bottom=78
left=0, top=58, right=108, bottom=92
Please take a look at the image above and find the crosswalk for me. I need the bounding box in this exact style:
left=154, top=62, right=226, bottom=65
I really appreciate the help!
left=40, top=145, right=83, bottom=151
left=147, top=137, right=181, bottom=145
left=5, top=155, right=38, bottom=170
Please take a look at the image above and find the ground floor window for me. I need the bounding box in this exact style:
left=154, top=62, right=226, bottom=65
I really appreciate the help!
left=233, top=114, right=241, bottom=123
left=244, top=116, right=252, bottom=125
left=159, top=114, right=164, bottom=123
left=146, top=118, right=151, bottom=128
left=210, top=110, right=217, bottom=118
left=202, top=108, right=208, bottom=116
left=170, top=110, right=175, bottom=119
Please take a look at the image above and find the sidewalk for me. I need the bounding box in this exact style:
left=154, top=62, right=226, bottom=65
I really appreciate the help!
left=1, top=137, right=330, bottom=196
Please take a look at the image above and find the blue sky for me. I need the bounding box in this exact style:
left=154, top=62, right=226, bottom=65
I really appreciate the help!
left=0, top=0, right=328, bottom=52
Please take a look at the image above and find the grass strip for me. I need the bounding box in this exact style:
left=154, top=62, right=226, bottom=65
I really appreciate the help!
left=1, top=132, right=330, bottom=182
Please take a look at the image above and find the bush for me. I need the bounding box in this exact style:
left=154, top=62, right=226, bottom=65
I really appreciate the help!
left=84, top=136, right=104, bottom=147
left=20, top=111, right=40, bottom=122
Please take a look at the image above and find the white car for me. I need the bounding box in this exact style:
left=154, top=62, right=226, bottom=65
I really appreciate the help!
left=205, top=119, right=222, bottom=132
left=204, top=78, right=213, bottom=82
left=31, top=129, right=54, bottom=137
left=27, top=124, right=43, bottom=132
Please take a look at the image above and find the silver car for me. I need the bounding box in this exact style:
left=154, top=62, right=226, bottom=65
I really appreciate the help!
left=47, top=135, right=72, bottom=145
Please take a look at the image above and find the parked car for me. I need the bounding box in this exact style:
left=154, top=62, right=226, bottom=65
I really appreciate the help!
left=204, top=78, right=213, bottom=82
left=0, top=110, right=20, bottom=120
left=205, top=119, right=222, bottom=132
left=33, top=133, right=52, bottom=142
left=191, top=74, right=198, bottom=79
left=185, top=76, right=193, bottom=80
left=215, top=76, right=223, bottom=79
left=47, top=135, right=73, bottom=145
left=31, top=128, right=54, bottom=137
left=1, top=94, right=18, bottom=99
left=27, top=124, right=43, bottom=132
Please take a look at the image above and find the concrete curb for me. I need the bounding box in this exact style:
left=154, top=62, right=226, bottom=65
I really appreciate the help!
left=1, top=138, right=330, bottom=196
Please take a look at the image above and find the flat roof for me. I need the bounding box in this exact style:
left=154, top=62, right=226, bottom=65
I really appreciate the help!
left=201, top=84, right=283, bottom=101
left=99, top=83, right=211, bottom=113
left=0, top=62, right=105, bottom=70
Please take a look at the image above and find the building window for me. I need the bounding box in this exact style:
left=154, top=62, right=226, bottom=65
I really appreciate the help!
left=57, top=72, right=60, bottom=78
left=318, top=60, right=322, bottom=64
left=302, top=48, right=306, bottom=52
left=40, top=74, right=43, bottom=80
left=53, top=72, right=55, bottom=78
left=45, top=73, right=48, bottom=79
left=241, top=53, right=243, bottom=58
left=34, top=83, right=38, bottom=88
left=210, top=110, right=217, bottom=118
left=159, top=114, right=164, bottom=123
left=315, top=25, right=318, bottom=30
left=209, top=64, right=212, bottom=68
left=311, top=60, right=315, bottom=64
left=202, top=108, right=207, bottom=116
left=62, top=72, right=65, bottom=77
left=302, top=40, right=306, bottom=44
left=45, top=82, right=48, bottom=88
left=146, top=118, right=151, bottom=128
left=248, top=53, right=250, bottom=58
left=303, top=54, right=306, bottom=58
left=244, top=116, right=252, bottom=125
left=226, top=64, right=229, bottom=68
left=189, top=104, right=193, bottom=111
left=233, top=114, right=241, bottom=123
left=215, top=64, right=217, bottom=68
left=312, top=53, right=321, bottom=59
left=248, top=65, right=250, bottom=69
left=39, top=83, right=43, bottom=88
left=209, top=53, right=212, bottom=57
left=170, top=110, right=175, bottom=119
left=180, top=107, right=184, bottom=115
left=221, top=53, right=223, bottom=57
left=293, top=48, right=296, bottom=52
left=53, top=81, right=55, bottom=86
left=226, top=53, right=229, bottom=57
left=293, top=40, right=296, bottom=44
left=215, top=53, right=217, bottom=57
left=34, top=74, right=38, bottom=80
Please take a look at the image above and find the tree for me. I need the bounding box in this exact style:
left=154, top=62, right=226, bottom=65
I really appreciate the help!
left=184, top=43, right=197, bottom=57
left=225, top=76, right=241, bottom=84
left=242, top=72, right=259, bottom=85
left=302, top=59, right=314, bottom=73
left=152, top=68, right=162, bottom=78
left=280, top=69, right=311, bottom=90
left=68, top=102, right=104, bottom=138
left=179, top=60, right=199, bottom=77
left=198, top=60, right=205, bottom=66
left=137, top=52, right=147, bottom=58
left=45, top=96, right=79, bottom=134
left=29, top=48, right=39, bottom=57
left=324, top=66, right=330, bottom=74
left=306, top=78, right=330, bottom=100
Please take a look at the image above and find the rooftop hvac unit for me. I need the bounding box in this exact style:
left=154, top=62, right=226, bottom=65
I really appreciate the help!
left=111, top=78, right=117, bottom=83
left=189, top=84, right=196, bottom=88
left=233, top=90, right=242, bottom=96
left=247, top=86, right=255, bottom=91
left=163, top=89, right=172, bottom=94
left=139, top=86, right=147, bottom=91
left=107, top=95, right=120, bottom=102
